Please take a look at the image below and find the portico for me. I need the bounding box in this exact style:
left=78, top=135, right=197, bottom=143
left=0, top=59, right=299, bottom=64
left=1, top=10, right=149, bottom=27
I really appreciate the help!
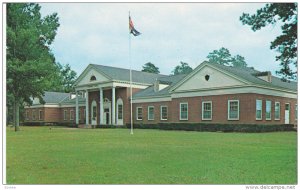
left=72, top=64, right=154, bottom=127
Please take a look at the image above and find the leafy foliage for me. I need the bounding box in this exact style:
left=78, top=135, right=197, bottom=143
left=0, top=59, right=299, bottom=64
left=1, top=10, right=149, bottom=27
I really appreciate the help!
left=240, top=3, right=297, bottom=79
left=172, top=62, right=193, bottom=75
left=207, top=47, right=248, bottom=68
left=141, top=62, right=160, bottom=74
left=6, top=3, right=60, bottom=128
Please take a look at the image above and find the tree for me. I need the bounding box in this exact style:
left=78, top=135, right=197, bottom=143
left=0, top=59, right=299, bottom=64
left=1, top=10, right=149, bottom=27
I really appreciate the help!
left=207, top=47, right=248, bottom=68
left=240, top=3, right=297, bottom=80
left=142, top=62, right=160, bottom=74
left=207, top=47, right=232, bottom=66
left=232, top=55, right=247, bottom=68
left=59, top=63, right=77, bottom=93
left=172, top=62, right=193, bottom=75
left=7, top=3, right=60, bottom=131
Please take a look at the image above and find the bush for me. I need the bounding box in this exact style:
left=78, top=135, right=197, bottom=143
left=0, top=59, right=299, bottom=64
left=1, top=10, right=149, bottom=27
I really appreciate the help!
left=126, top=123, right=295, bottom=133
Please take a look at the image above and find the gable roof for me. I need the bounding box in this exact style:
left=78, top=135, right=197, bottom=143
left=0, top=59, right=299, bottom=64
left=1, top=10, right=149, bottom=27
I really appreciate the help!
left=134, top=61, right=297, bottom=99
left=133, top=74, right=187, bottom=98
left=33, top=91, right=70, bottom=105
left=208, top=62, right=297, bottom=91
left=90, top=64, right=167, bottom=84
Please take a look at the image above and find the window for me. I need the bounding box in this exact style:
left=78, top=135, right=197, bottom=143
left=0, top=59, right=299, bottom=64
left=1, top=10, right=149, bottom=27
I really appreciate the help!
left=118, top=104, right=123, bottom=120
left=148, top=106, right=154, bottom=120
left=228, top=100, right=239, bottom=120
left=136, top=107, right=143, bottom=120
left=70, top=110, right=74, bottom=120
left=39, top=110, right=43, bottom=120
left=92, top=106, right=96, bottom=120
left=64, top=110, right=67, bottom=120
left=161, top=106, right=168, bottom=120
left=26, top=111, right=29, bottom=120
left=32, top=110, right=36, bottom=120
left=275, top=102, right=280, bottom=120
left=295, top=104, right=298, bottom=120
left=256, top=100, right=262, bottom=120
left=83, top=109, right=86, bottom=119
left=180, top=103, right=188, bottom=120
left=202, top=101, right=212, bottom=120
left=90, top=75, right=96, bottom=81
left=266, top=100, right=271, bottom=120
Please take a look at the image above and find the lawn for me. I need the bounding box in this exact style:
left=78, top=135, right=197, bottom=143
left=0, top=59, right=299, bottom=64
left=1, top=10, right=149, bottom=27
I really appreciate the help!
left=6, top=127, right=297, bottom=184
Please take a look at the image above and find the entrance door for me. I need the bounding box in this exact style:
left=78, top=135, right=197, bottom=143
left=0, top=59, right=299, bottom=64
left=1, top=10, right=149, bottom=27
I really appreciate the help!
left=103, top=108, right=110, bottom=125
left=91, top=100, right=97, bottom=125
left=285, top=103, right=290, bottom=124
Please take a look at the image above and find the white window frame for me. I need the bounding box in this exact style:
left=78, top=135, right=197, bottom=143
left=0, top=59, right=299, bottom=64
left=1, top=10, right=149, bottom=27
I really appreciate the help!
left=118, top=104, right=123, bottom=120
left=39, top=110, right=43, bottom=120
left=64, top=110, right=67, bottom=121
left=266, top=100, right=271, bottom=120
left=180, top=102, right=188, bottom=121
left=202, top=101, right=212, bottom=120
left=32, top=110, right=36, bottom=121
left=70, top=110, right=74, bottom=120
left=256, top=99, right=262, bottom=120
left=228, top=100, right=239, bottom=120
left=148, top=106, right=154, bottom=120
left=136, top=107, right=143, bottom=121
left=160, top=106, right=168, bottom=121
left=275, top=102, right=280, bottom=120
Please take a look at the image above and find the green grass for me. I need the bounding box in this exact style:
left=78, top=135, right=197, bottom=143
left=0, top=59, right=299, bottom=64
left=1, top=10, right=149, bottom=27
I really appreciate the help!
left=6, top=127, right=297, bottom=184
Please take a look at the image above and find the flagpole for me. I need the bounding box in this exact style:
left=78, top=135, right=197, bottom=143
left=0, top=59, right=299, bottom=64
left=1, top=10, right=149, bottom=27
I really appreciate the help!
left=129, top=11, right=133, bottom=135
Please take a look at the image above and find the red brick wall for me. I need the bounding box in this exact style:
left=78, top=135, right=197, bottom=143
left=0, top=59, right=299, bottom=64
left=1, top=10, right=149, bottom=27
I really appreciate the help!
left=133, top=93, right=297, bottom=125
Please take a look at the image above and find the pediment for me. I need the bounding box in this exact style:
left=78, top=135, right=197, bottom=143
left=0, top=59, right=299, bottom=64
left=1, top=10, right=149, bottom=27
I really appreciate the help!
left=174, top=65, right=247, bottom=92
left=75, top=66, right=110, bottom=86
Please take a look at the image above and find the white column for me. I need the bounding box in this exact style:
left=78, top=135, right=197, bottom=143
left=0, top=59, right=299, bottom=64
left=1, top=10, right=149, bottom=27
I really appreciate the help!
left=112, top=87, right=116, bottom=125
left=75, top=90, right=79, bottom=125
left=99, top=87, right=103, bottom=125
left=85, top=90, right=89, bottom=125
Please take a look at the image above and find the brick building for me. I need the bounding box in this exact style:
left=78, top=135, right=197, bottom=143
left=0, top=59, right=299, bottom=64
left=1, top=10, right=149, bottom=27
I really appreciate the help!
left=24, top=61, right=297, bottom=127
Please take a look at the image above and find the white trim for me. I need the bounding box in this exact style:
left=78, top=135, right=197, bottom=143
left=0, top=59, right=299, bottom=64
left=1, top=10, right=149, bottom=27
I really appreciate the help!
left=64, top=110, right=67, bottom=121
left=275, top=102, right=280, bottom=120
left=265, top=100, right=272, bottom=120
left=285, top=103, right=290, bottom=124
left=180, top=102, right=188, bottom=121
left=148, top=106, right=154, bottom=121
left=136, top=107, right=143, bottom=121
left=24, top=104, right=85, bottom=108
left=256, top=99, right=262, bottom=120
left=39, top=110, right=43, bottom=121
left=132, top=96, right=171, bottom=103
left=202, top=101, right=212, bottom=120
left=160, top=106, right=168, bottom=121
left=171, top=86, right=297, bottom=99
left=228, top=100, right=239, bottom=120
left=70, top=110, right=74, bottom=121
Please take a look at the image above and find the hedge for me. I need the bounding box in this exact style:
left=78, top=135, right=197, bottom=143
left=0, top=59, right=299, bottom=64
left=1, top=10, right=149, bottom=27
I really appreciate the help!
left=125, top=123, right=296, bottom=133
left=21, top=122, right=296, bottom=132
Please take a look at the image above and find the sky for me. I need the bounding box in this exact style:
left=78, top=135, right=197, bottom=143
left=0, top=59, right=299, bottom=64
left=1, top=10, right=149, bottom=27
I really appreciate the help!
left=40, top=2, right=284, bottom=76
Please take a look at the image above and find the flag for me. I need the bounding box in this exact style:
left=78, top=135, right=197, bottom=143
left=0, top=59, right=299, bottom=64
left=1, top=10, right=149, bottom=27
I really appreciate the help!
left=129, top=16, right=141, bottom=36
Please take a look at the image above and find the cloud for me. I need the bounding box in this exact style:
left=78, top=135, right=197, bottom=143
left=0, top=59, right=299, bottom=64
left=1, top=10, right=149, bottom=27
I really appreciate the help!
left=40, top=3, right=285, bottom=76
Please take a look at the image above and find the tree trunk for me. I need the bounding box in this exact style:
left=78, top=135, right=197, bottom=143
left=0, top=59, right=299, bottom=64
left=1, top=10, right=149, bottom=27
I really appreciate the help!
left=13, top=98, right=16, bottom=131
left=13, top=97, right=20, bottom=132
left=16, top=101, right=20, bottom=130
